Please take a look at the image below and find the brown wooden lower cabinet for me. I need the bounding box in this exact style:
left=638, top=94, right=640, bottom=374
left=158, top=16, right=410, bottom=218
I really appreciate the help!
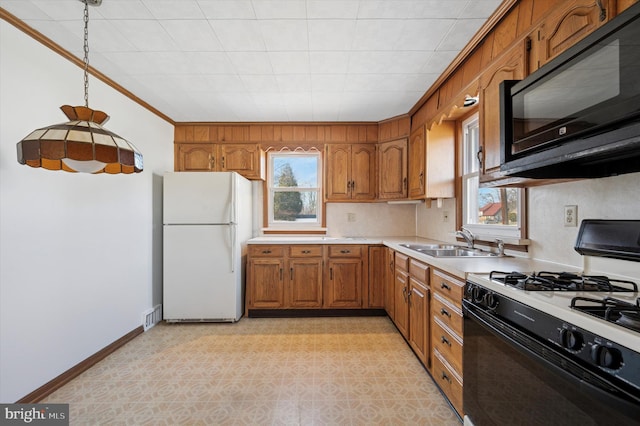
left=247, top=244, right=376, bottom=313
left=384, top=254, right=465, bottom=419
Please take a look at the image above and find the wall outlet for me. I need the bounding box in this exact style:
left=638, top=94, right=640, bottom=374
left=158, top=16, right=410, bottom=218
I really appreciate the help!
left=347, top=212, right=356, bottom=222
left=564, top=205, right=578, bottom=227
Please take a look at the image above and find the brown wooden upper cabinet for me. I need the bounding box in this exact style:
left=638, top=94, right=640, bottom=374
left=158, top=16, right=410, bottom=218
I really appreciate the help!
left=530, top=0, right=612, bottom=74
left=378, top=138, right=408, bottom=200
left=408, top=126, right=426, bottom=198
left=408, top=122, right=455, bottom=199
left=478, top=41, right=527, bottom=183
left=324, top=144, right=376, bottom=201
left=175, top=143, right=265, bottom=180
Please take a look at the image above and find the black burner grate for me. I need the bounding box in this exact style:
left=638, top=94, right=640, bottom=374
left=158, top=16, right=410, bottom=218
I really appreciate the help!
left=489, top=271, right=638, bottom=292
left=571, top=296, right=640, bottom=332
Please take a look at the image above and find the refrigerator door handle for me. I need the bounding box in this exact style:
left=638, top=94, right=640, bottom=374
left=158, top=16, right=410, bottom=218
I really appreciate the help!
left=230, top=224, right=236, bottom=273
left=231, top=174, right=237, bottom=224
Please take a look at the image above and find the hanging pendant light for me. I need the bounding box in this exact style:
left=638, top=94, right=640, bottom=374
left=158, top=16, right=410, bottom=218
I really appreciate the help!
left=16, top=0, right=143, bottom=174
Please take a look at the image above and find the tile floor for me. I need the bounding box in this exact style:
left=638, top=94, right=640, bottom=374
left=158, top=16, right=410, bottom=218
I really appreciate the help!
left=42, top=316, right=461, bottom=425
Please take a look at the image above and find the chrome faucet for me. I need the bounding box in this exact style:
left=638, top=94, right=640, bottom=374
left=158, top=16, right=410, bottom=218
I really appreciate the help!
left=456, top=227, right=475, bottom=249
left=495, top=238, right=505, bottom=257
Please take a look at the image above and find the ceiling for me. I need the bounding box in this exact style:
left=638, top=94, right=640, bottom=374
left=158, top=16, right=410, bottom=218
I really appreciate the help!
left=0, top=0, right=503, bottom=123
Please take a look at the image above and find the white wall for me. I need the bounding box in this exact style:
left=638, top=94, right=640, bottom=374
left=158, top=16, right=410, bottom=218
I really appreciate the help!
left=416, top=172, right=640, bottom=278
left=326, top=203, right=416, bottom=237
left=0, top=21, right=174, bottom=402
left=527, top=172, right=640, bottom=278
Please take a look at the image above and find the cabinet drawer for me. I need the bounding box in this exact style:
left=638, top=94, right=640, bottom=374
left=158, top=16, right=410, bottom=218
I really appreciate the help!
left=432, top=292, right=463, bottom=336
left=248, top=245, right=285, bottom=257
left=409, top=259, right=429, bottom=284
left=328, top=245, right=362, bottom=257
left=289, top=245, right=323, bottom=257
left=431, top=269, right=464, bottom=305
left=395, top=252, right=409, bottom=272
left=433, top=349, right=463, bottom=417
left=432, top=317, right=463, bottom=376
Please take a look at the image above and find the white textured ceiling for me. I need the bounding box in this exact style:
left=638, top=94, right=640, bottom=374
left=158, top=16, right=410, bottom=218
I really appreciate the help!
left=0, top=0, right=502, bottom=122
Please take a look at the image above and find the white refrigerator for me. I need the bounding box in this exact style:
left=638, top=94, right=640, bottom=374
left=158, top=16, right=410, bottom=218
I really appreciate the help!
left=162, top=171, right=252, bottom=322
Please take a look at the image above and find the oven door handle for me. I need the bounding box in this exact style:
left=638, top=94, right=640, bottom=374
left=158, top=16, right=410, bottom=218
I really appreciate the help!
left=464, top=302, right=640, bottom=414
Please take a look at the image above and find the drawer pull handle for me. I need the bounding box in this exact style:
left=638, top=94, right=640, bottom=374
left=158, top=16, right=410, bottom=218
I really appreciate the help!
left=340, top=250, right=351, bottom=254
left=441, top=371, right=452, bottom=384
left=440, top=281, right=451, bottom=291
left=440, top=308, right=451, bottom=318
left=290, top=267, right=293, bottom=280
left=302, top=250, right=311, bottom=254
left=330, top=267, right=333, bottom=280
left=441, top=336, right=451, bottom=347
left=262, top=250, right=272, bottom=254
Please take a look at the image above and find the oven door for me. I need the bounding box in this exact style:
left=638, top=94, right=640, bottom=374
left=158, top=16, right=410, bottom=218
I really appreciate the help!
left=463, top=301, right=640, bottom=426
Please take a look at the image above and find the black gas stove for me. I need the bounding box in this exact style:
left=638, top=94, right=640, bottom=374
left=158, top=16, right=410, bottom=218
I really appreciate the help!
left=464, top=220, right=640, bottom=426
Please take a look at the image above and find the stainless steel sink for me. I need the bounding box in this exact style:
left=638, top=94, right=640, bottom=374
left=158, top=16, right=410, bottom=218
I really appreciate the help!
left=399, top=243, right=501, bottom=258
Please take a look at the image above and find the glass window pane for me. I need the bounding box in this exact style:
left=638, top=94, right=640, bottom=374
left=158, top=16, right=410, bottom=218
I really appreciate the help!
left=272, top=190, right=318, bottom=222
left=476, top=188, right=519, bottom=225
left=273, top=156, right=318, bottom=188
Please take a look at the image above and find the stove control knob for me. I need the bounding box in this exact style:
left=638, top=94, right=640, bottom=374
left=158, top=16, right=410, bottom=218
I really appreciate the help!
left=484, top=292, right=499, bottom=310
left=591, top=345, right=623, bottom=370
left=471, top=286, right=485, bottom=304
left=559, top=329, right=583, bottom=351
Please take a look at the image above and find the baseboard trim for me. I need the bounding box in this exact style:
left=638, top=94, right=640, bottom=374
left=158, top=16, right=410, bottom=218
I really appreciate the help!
left=16, top=325, right=144, bottom=403
left=248, top=308, right=387, bottom=318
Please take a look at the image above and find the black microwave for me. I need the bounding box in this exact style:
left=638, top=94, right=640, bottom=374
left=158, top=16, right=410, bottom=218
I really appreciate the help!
left=500, top=2, right=640, bottom=179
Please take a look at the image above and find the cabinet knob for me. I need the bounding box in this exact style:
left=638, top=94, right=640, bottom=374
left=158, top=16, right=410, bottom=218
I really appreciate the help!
left=441, top=371, right=452, bottom=384
left=441, top=281, right=451, bottom=291
left=440, top=308, right=451, bottom=318
left=441, top=336, right=451, bottom=347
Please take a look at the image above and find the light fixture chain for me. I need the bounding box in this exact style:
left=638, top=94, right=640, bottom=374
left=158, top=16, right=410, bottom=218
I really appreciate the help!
left=83, top=0, right=90, bottom=107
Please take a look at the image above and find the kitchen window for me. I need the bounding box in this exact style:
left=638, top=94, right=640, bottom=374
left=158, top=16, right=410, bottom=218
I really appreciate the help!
left=461, top=114, right=525, bottom=240
left=266, top=150, right=323, bottom=230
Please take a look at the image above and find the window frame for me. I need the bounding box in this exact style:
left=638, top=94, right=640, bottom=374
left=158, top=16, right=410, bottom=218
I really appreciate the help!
left=264, top=149, right=325, bottom=232
left=460, top=113, right=526, bottom=241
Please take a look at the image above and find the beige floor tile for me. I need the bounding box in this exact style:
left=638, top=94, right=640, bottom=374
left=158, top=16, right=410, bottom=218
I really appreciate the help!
left=40, top=317, right=461, bottom=425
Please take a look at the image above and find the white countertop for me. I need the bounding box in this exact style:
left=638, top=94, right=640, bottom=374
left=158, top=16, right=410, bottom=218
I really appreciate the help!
left=247, top=235, right=578, bottom=280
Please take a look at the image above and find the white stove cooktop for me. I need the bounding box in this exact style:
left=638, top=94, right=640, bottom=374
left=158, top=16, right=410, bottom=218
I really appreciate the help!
left=467, top=273, right=640, bottom=353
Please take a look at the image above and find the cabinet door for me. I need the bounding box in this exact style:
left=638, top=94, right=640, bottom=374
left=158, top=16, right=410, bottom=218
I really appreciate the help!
left=176, top=144, right=214, bottom=171
left=378, top=139, right=408, bottom=200
left=479, top=42, right=527, bottom=177
left=367, top=246, right=386, bottom=308
left=408, top=126, right=426, bottom=199
left=248, top=258, right=285, bottom=308
left=393, top=269, right=409, bottom=338
left=384, top=248, right=396, bottom=318
left=535, top=0, right=610, bottom=71
left=408, top=278, right=429, bottom=366
left=219, top=144, right=264, bottom=180
left=324, top=258, right=362, bottom=308
left=325, top=144, right=351, bottom=201
left=351, top=144, right=376, bottom=200
left=289, top=258, right=323, bottom=307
